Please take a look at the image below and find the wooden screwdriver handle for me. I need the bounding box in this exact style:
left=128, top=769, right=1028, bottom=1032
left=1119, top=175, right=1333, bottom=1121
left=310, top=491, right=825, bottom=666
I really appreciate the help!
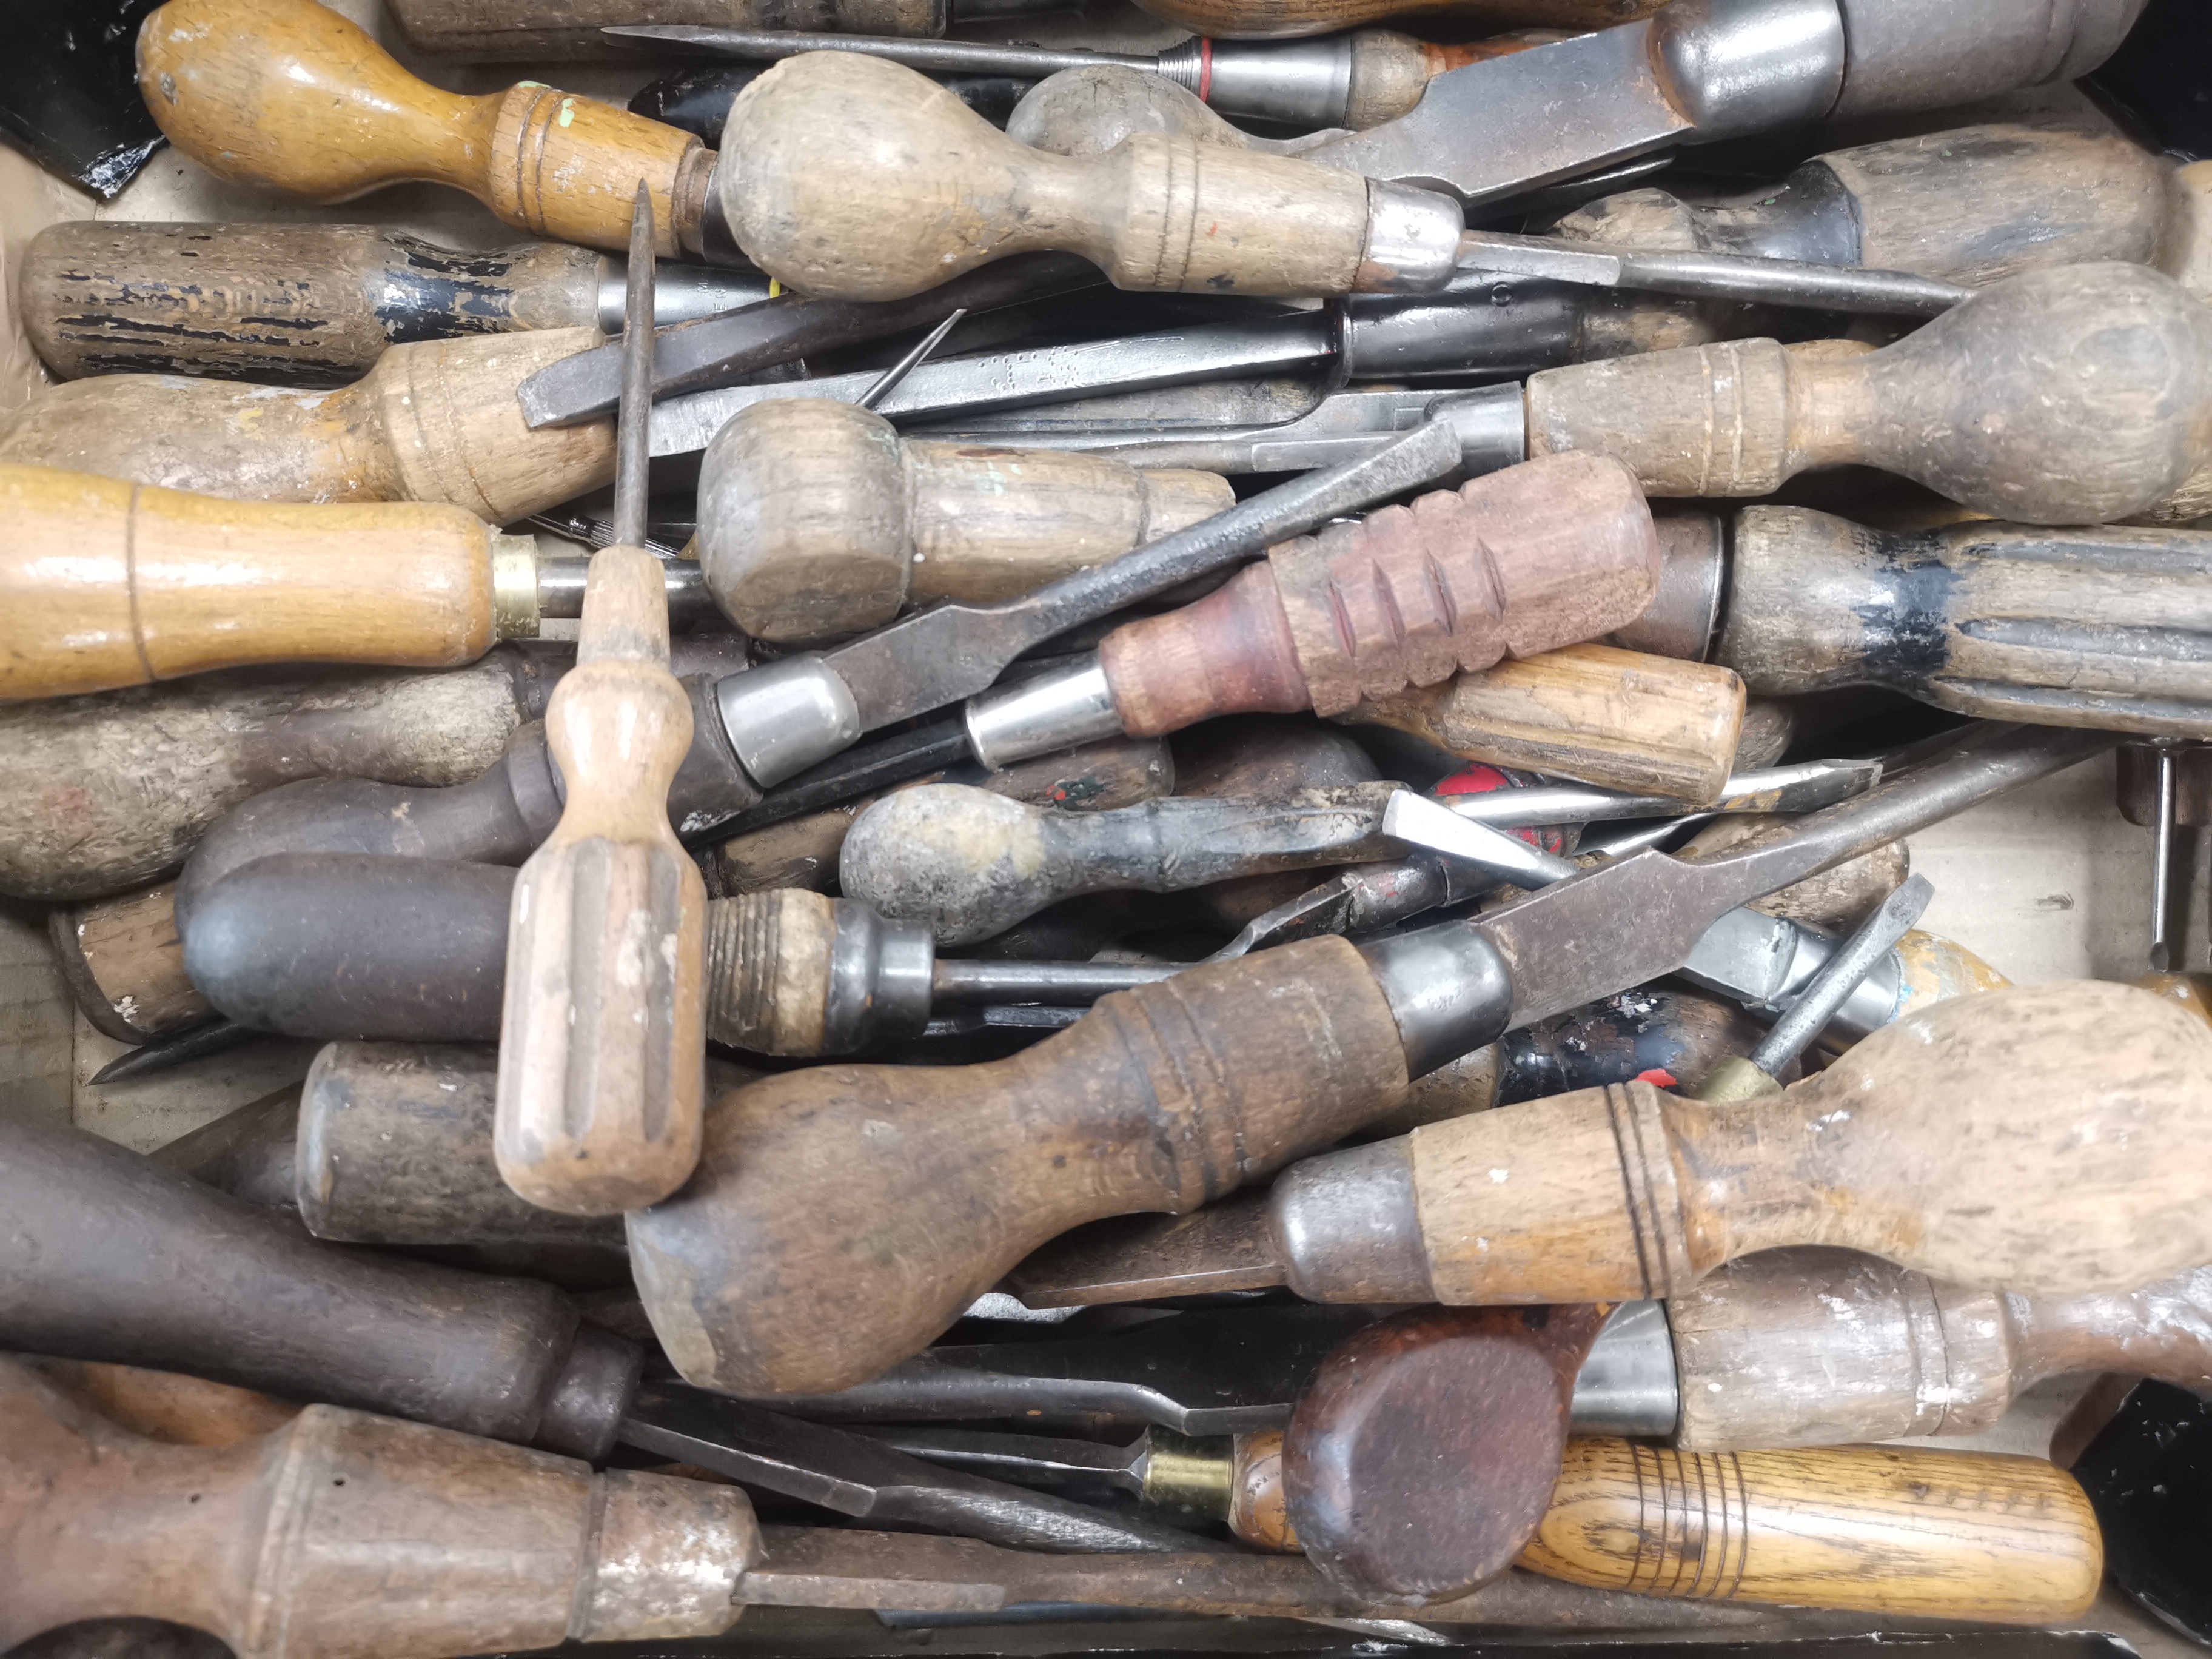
left=698, top=399, right=1234, bottom=641
left=1404, top=981, right=2212, bottom=1304
left=1129, top=0, right=1663, bottom=41
left=1526, top=264, right=2212, bottom=525
left=0, top=464, right=526, bottom=700
left=0, top=1358, right=753, bottom=1659
left=1347, top=642, right=1746, bottom=804
left=702, top=887, right=842, bottom=1056
left=137, top=0, right=713, bottom=258
left=0, top=329, right=614, bottom=520
left=627, top=936, right=1410, bottom=1396
left=1101, top=453, right=1660, bottom=734
left=722, top=52, right=1430, bottom=302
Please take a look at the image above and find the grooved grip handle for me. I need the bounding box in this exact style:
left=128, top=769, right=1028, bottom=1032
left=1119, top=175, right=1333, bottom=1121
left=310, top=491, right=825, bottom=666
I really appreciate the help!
left=703, top=888, right=838, bottom=1056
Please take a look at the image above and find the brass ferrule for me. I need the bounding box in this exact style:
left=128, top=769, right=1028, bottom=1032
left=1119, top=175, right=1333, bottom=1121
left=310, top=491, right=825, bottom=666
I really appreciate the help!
left=1138, top=1427, right=1236, bottom=1522
left=491, top=535, right=542, bottom=640
left=1688, top=1054, right=1784, bottom=1104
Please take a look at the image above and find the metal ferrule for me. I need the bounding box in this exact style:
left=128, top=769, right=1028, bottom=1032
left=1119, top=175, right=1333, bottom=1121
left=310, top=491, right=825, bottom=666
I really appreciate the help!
left=1616, top=511, right=1726, bottom=662
left=595, top=261, right=773, bottom=333
left=489, top=535, right=541, bottom=640
left=1158, top=37, right=1355, bottom=128
left=964, top=660, right=1124, bottom=771
left=1269, top=1139, right=1435, bottom=1303
left=826, top=901, right=935, bottom=1051
left=1432, top=385, right=1529, bottom=474
left=534, top=554, right=715, bottom=632
left=1356, top=920, right=1515, bottom=1078
left=1571, top=1301, right=1680, bottom=1437
left=1680, top=908, right=1903, bottom=1041
left=1649, top=0, right=1848, bottom=140
left=712, top=655, right=863, bottom=791
left=1137, top=1427, right=1236, bottom=1521
left=1356, top=181, right=1466, bottom=293
left=1341, top=271, right=1586, bottom=381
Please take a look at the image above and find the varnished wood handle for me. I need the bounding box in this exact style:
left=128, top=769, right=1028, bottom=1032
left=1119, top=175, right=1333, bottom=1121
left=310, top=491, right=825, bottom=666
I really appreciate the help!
left=138, top=0, right=712, bottom=257
left=698, top=400, right=1234, bottom=642
left=721, top=52, right=1425, bottom=301
left=1526, top=264, right=2212, bottom=525
left=0, top=330, right=614, bottom=520
left=1128, top=0, right=1661, bottom=40
left=0, top=1358, right=752, bottom=1659
left=498, top=548, right=708, bottom=1215
left=627, top=936, right=1410, bottom=1396
left=1346, top=643, right=1746, bottom=804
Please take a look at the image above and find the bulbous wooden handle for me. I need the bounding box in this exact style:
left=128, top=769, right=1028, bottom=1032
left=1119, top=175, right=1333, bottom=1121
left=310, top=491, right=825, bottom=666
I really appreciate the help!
left=1527, top=264, right=2212, bottom=525
left=1523, top=1440, right=2100, bottom=1624
left=1127, top=0, right=1663, bottom=40
left=626, top=936, right=1409, bottom=1396
left=720, top=52, right=1386, bottom=302
left=0, top=1358, right=754, bottom=1659
left=1347, top=643, right=1745, bottom=803
left=1406, top=981, right=2212, bottom=1305
left=697, top=400, right=1233, bottom=641
left=138, top=0, right=710, bottom=256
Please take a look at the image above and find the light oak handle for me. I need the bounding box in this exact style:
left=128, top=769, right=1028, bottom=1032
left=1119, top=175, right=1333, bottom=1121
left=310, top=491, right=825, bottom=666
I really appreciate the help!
left=1406, top=980, right=2212, bottom=1304
left=626, top=936, right=1410, bottom=1396
left=0, top=329, right=614, bottom=520
left=496, top=547, right=708, bottom=1215
left=387, top=0, right=945, bottom=59
left=1526, top=264, right=2212, bottom=525
left=0, top=1358, right=752, bottom=1659
left=697, top=400, right=1234, bottom=641
left=138, top=0, right=712, bottom=258
left=721, top=52, right=1405, bottom=301
left=1128, top=0, right=1663, bottom=41
left=1346, top=642, right=1746, bottom=804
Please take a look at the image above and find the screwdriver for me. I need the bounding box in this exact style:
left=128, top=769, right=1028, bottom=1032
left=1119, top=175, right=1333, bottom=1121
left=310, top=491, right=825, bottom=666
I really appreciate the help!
left=387, top=0, right=1078, bottom=57
left=1127, top=0, right=1660, bottom=40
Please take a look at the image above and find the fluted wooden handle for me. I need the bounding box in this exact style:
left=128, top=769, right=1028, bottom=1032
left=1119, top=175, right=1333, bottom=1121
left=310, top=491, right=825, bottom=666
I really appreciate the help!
left=722, top=52, right=1387, bottom=302
left=138, top=0, right=711, bottom=257
left=626, top=936, right=1410, bottom=1396
left=698, top=400, right=1233, bottom=641
left=0, top=330, right=614, bottom=520
left=1407, top=981, right=2212, bottom=1305
left=1347, top=643, right=1745, bottom=804
left=496, top=547, right=706, bottom=1215
left=1129, top=0, right=1662, bottom=39
left=702, top=887, right=840, bottom=1056
left=387, top=0, right=944, bottom=58
left=1527, top=264, right=2212, bottom=525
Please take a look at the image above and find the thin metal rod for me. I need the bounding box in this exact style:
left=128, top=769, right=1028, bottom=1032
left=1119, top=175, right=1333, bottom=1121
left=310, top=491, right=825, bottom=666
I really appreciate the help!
left=605, top=23, right=1152, bottom=78
left=930, top=959, right=1183, bottom=1004
left=1750, top=874, right=1934, bottom=1073
left=857, top=309, right=969, bottom=412
left=2153, top=746, right=2179, bottom=973
left=612, top=181, right=657, bottom=550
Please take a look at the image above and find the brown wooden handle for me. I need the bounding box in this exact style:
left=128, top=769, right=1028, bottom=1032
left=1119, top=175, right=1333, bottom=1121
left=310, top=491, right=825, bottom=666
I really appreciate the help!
left=697, top=400, right=1233, bottom=642
left=138, top=0, right=711, bottom=257
left=1522, top=1440, right=2100, bottom=1624
left=1406, top=981, right=2212, bottom=1305
left=721, top=52, right=1387, bottom=302
left=1526, top=264, right=2212, bottom=525
left=1345, top=643, right=1746, bottom=804
left=627, top=936, right=1409, bottom=1396
left=51, top=880, right=210, bottom=1043
left=0, top=1357, right=752, bottom=1659
left=1127, top=0, right=1663, bottom=40
left=386, top=0, right=944, bottom=58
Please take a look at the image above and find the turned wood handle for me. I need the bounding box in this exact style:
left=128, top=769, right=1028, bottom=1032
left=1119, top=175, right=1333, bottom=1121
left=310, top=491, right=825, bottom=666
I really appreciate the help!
left=1404, top=980, right=2212, bottom=1304
left=498, top=546, right=707, bottom=1215
left=1346, top=643, right=1744, bottom=804
left=138, top=0, right=711, bottom=258
left=0, top=1358, right=753, bottom=1659
left=1101, top=454, right=1660, bottom=736
left=1128, top=0, right=1663, bottom=41
left=1526, top=264, right=2212, bottom=525
left=702, top=888, right=840, bottom=1056
left=626, top=936, right=1409, bottom=1396
left=0, top=329, right=614, bottom=520
left=697, top=400, right=1234, bottom=642
left=721, top=52, right=1398, bottom=302
left=387, top=0, right=945, bottom=58
left=52, top=880, right=210, bottom=1043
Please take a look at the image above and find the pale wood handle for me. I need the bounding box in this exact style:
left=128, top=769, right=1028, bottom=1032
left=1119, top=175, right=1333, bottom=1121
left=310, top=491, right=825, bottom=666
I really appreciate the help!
left=496, top=547, right=707, bottom=1215
left=0, top=1358, right=752, bottom=1659
left=1128, top=0, right=1663, bottom=40
left=721, top=52, right=1378, bottom=302
left=1344, top=643, right=1745, bottom=805
left=2158, top=159, right=2212, bottom=300
left=138, top=0, right=710, bottom=257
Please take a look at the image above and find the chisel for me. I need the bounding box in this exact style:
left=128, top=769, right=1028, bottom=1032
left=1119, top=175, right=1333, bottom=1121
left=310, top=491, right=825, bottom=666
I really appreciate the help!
left=386, top=0, right=1077, bottom=58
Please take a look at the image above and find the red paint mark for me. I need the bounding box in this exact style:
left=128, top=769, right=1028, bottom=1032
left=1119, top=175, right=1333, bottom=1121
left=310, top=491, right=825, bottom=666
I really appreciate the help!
left=1198, top=37, right=1214, bottom=102
left=1634, top=1068, right=1678, bottom=1088
left=1434, top=765, right=1549, bottom=847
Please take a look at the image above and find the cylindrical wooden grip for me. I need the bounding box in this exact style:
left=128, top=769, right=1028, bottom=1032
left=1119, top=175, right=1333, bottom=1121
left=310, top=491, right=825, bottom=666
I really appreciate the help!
left=721, top=52, right=1375, bottom=301
left=1101, top=454, right=1659, bottom=734
left=1526, top=264, right=2212, bottom=525
left=1128, top=0, right=1664, bottom=39
left=0, top=1360, right=754, bottom=1659
left=697, top=399, right=1233, bottom=641
left=1521, top=1441, right=2101, bottom=1624
left=138, top=0, right=708, bottom=258
left=21, top=222, right=604, bottom=384
left=626, top=936, right=1410, bottom=1396
left=702, top=888, right=837, bottom=1056
left=1345, top=643, right=1746, bottom=804
left=50, top=880, right=210, bottom=1042
left=1406, top=982, right=2212, bottom=1305
left=0, top=330, right=615, bottom=521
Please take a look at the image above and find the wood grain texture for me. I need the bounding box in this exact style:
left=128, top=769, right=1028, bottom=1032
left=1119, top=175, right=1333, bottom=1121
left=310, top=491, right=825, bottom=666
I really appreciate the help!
left=138, top=0, right=711, bottom=257
left=627, top=936, right=1410, bottom=1395
left=25, top=1360, right=299, bottom=1447
left=1528, top=265, right=2212, bottom=525
left=1406, top=981, right=2212, bottom=1304
left=722, top=52, right=1375, bottom=301
left=703, top=888, right=837, bottom=1056
left=387, top=0, right=944, bottom=58
left=0, top=1359, right=754, bottom=1659
left=0, top=330, right=614, bottom=520
left=1521, top=1440, right=2100, bottom=1623
left=50, top=881, right=210, bottom=1043
left=1346, top=643, right=1745, bottom=804
left=1127, top=0, right=1661, bottom=40
left=1009, top=65, right=1321, bottom=159
left=698, top=399, right=1232, bottom=641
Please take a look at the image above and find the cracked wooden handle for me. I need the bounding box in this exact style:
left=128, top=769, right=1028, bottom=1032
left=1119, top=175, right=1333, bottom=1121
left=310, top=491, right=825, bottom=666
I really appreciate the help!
left=138, top=0, right=712, bottom=257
